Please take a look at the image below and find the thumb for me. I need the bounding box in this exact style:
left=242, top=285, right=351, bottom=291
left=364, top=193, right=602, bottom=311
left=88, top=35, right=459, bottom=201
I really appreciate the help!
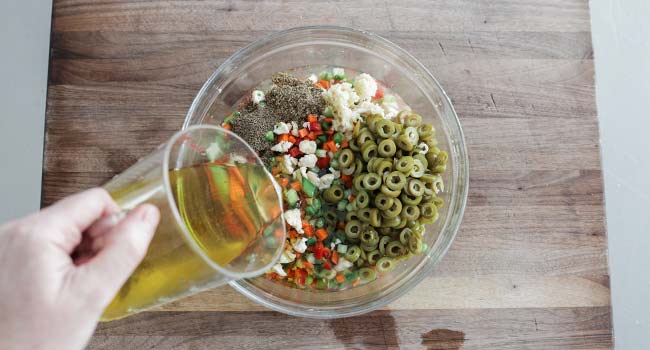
left=76, top=204, right=159, bottom=306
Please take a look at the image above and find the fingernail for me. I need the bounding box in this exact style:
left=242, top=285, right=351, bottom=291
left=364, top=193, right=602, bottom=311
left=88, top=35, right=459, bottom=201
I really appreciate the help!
left=138, top=205, right=159, bottom=225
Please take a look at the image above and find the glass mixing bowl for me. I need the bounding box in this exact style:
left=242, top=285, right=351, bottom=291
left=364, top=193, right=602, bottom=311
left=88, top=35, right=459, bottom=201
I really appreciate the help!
left=183, top=26, right=468, bottom=318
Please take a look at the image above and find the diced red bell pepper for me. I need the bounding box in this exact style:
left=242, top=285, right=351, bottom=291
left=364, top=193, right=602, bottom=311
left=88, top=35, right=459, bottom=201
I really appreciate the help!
left=316, top=157, right=330, bottom=169
left=288, top=147, right=303, bottom=158
left=324, top=261, right=332, bottom=270
left=309, top=122, right=322, bottom=131
left=374, top=86, right=384, bottom=99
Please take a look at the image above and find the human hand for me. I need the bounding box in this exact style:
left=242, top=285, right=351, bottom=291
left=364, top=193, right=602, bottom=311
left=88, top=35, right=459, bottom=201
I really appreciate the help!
left=0, top=188, right=160, bottom=350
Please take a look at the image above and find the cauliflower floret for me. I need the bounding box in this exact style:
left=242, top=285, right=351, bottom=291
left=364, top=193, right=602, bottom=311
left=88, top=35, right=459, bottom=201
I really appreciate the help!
left=284, top=208, right=303, bottom=233
left=331, top=107, right=360, bottom=134
left=307, top=171, right=320, bottom=187
left=292, top=237, right=308, bottom=253
left=291, top=121, right=300, bottom=136
left=318, top=174, right=336, bottom=190
left=299, top=140, right=317, bottom=154
left=282, top=155, right=297, bottom=174
left=279, top=250, right=296, bottom=264
left=307, top=74, right=318, bottom=84
left=381, top=100, right=401, bottom=119
left=334, top=257, right=354, bottom=272
left=271, top=141, right=293, bottom=153
left=273, top=122, right=291, bottom=135
left=298, top=154, right=317, bottom=168
left=271, top=263, right=287, bottom=277
left=355, top=101, right=385, bottom=117
left=252, top=90, right=265, bottom=104
left=354, top=73, right=378, bottom=102
left=324, top=82, right=359, bottom=109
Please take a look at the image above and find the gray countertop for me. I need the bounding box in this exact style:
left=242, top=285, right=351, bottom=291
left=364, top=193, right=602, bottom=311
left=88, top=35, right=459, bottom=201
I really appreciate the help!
left=1, top=0, right=649, bottom=348
left=591, top=0, right=650, bottom=348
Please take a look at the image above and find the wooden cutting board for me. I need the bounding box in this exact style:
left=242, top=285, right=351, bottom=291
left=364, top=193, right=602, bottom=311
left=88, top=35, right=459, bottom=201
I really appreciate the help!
left=44, top=0, right=610, bottom=348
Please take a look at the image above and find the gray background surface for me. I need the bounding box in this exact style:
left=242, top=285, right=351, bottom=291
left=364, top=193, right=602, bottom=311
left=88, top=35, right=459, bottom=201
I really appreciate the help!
left=591, top=0, right=650, bottom=348
left=1, top=0, right=649, bottom=347
left=0, top=0, right=51, bottom=222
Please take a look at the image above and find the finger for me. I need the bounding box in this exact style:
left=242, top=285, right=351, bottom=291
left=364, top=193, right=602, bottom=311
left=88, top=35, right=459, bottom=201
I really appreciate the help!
left=74, top=204, right=159, bottom=305
left=40, top=188, right=120, bottom=233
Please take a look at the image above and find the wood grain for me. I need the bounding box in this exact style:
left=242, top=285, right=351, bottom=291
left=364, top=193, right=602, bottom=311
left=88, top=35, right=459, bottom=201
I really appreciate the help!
left=89, top=308, right=612, bottom=350
left=43, top=0, right=608, bottom=348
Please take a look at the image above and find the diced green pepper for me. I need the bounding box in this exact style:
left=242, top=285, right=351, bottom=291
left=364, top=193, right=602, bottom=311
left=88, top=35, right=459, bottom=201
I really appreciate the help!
left=323, top=106, right=334, bottom=117
left=317, top=278, right=327, bottom=289
left=315, top=217, right=325, bottom=228
left=336, top=199, right=348, bottom=212
left=319, top=72, right=334, bottom=81
left=317, top=134, right=328, bottom=143
left=306, top=237, right=317, bottom=246
left=306, top=276, right=314, bottom=285
left=305, top=205, right=318, bottom=215
left=302, top=178, right=317, bottom=197
left=322, top=122, right=331, bottom=131
left=333, top=132, right=343, bottom=145
left=311, top=198, right=322, bottom=210
left=285, top=189, right=299, bottom=208
left=346, top=272, right=358, bottom=281
left=264, top=130, right=275, bottom=142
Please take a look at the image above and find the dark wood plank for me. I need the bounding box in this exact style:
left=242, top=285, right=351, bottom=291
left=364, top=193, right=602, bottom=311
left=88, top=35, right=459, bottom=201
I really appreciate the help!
left=89, top=308, right=612, bottom=350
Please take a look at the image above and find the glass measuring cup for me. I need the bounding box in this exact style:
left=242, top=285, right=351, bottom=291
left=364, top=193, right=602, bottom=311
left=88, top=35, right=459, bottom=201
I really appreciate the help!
left=96, top=125, right=286, bottom=321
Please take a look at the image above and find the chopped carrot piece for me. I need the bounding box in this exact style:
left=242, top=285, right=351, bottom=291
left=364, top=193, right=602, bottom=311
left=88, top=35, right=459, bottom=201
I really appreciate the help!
left=222, top=123, right=231, bottom=130
left=341, top=139, right=349, bottom=148
left=313, top=130, right=324, bottom=136
left=303, top=260, right=314, bottom=269
left=331, top=251, right=339, bottom=265
left=278, top=177, right=289, bottom=188
left=288, top=135, right=297, bottom=144
left=352, top=278, right=361, bottom=287
left=341, top=174, right=353, bottom=188
left=307, top=132, right=317, bottom=140
left=290, top=181, right=301, bottom=192
left=315, top=228, right=328, bottom=241
left=303, top=225, right=314, bottom=238
left=277, top=134, right=289, bottom=142
left=316, top=80, right=331, bottom=89
left=288, top=230, right=298, bottom=239
left=298, top=128, right=309, bottom=138
left=325, top=130, right=334, bottom=135
left=307, top=114, right=318, bottom=123
left=335, top=274, right=345, bottom=283
left=323, top=140, right=337, bottom=151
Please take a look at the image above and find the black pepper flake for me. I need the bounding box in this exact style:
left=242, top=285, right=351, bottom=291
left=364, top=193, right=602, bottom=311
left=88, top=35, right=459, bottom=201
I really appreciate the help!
left=229, top=73, right=326, bottom=165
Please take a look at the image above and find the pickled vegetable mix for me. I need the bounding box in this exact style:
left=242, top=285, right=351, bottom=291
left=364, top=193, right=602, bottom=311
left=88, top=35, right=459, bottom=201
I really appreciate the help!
left=221, top=68, right=448, bottom=290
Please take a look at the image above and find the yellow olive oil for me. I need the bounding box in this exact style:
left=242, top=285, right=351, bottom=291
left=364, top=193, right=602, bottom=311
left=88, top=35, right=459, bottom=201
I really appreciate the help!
left=101, top=162, right=281, bottom=321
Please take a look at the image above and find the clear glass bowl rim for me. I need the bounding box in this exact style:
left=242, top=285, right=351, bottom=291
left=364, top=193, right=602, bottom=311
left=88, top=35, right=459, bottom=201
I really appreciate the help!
left=183, top=25, right=469, bottom=318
